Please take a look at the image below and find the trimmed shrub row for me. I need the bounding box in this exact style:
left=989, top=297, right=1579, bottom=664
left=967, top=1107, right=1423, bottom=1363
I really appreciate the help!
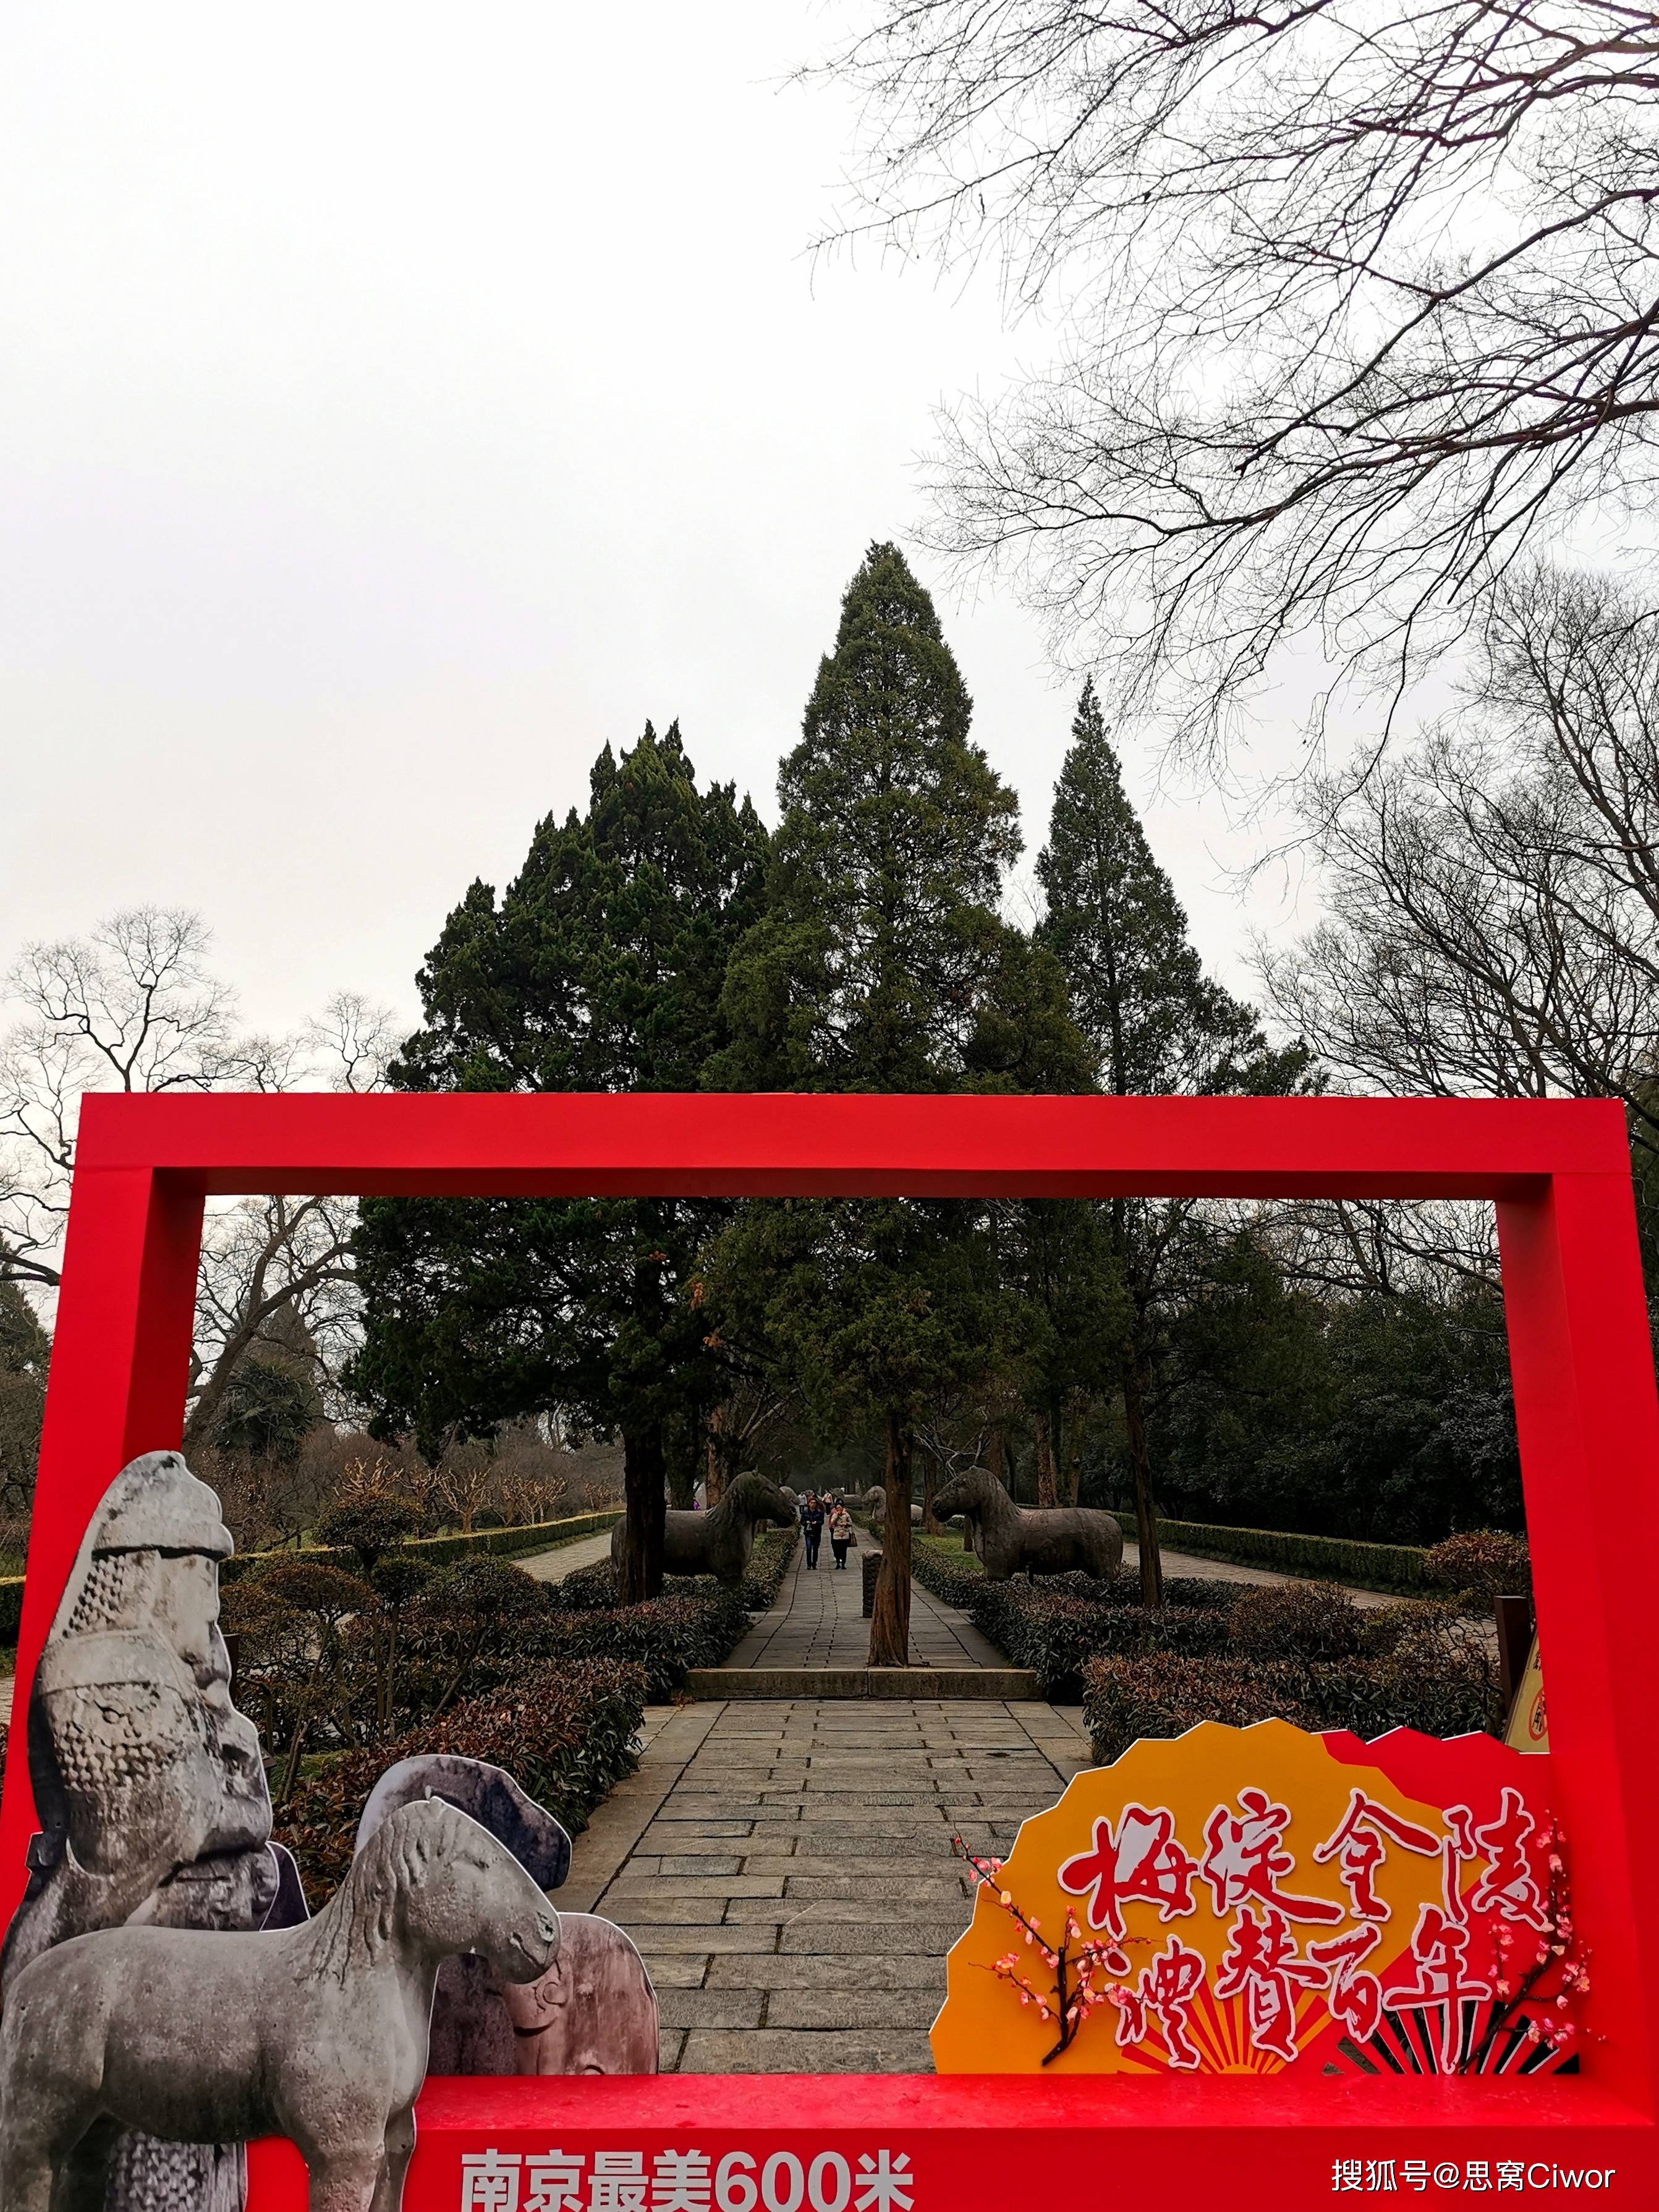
left=0, top=1510, right=624, bottom=1653
left=522, top=1592, right=752, bottom=1703
left=907, top=1536, right=985, bottom=1611
left=1083, top=1601, right=1501, bottom=1762
left=1151, top=1516, right=1432, bottom=1594
left=277, top=1656, right=647, bottom=1895
left=220, top=1507, right=622, bottom=1586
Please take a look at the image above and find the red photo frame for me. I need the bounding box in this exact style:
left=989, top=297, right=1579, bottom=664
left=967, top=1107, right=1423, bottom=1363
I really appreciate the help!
left=4, top=1090, right=1658, bottom=2205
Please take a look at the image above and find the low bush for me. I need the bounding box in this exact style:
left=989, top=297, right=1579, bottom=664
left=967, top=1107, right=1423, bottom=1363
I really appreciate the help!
left=1226, top=1580, right=1364, bottom=1662
left=1085, top=1655, right=1322, bottom=1760
left=522, top=1592, right=750, bottom=1702
left=277, top=1657, right=647, bottom=1895
left=968, top=1586, right=1233, bottom=1700
left=740, top=1527, right=799, bottom=1611
left=1083, top=1605, right=1503, bottom=1764
left=1424, top=1529, right=1532, bottom=1607
left=908, top=1538, right=985, bottom=1611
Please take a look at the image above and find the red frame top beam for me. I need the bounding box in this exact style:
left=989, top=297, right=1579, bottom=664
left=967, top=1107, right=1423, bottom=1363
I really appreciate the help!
left=71, top=1091, right=1624, bottom=1199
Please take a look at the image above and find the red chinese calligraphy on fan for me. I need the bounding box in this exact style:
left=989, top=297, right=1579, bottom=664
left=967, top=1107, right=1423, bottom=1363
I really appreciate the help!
left=1312, top=1790, right=1441, bottom=1921
left=1464, top=1788, right=1550, bottom=1931
left=1058, top=1806, right=1198, bottom=1943
left=1201, top=1790, right=1344, bottom=1925
left=1215, top=1905, right=1329, bottom=2063
left=1307, top=1923, right=1385, bottom=2042
left=1110, top=1936, right=1208, bottom=2070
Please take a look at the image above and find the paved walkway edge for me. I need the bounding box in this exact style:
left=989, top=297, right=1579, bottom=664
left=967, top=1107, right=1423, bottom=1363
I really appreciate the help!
left=556, top=1701, right=727, bottom=1913
left=686, top=1666, right=1040, bottom=1700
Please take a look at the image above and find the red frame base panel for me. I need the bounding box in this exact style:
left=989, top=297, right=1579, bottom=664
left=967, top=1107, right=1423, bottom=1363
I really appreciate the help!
left=4, top=1093, right=1658, bottom=2206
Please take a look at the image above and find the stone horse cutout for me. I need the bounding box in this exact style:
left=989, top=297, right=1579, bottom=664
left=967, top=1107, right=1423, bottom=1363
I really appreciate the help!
left=0, top=1799, right=558, bottom=2212
left=932, top=1468, right=1124, bottom=1582
left=350, top=1755, right=661, bottom=2077
left=610, top=1470, right=794, bottom=1587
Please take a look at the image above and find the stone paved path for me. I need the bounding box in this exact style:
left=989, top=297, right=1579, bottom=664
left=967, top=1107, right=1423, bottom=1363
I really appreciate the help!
left=559, top=1694, right=1093, bottom=2072
left=729, top=1530, right=1003, bottom=1668
left=519, top=1529, right=616, bottom=1585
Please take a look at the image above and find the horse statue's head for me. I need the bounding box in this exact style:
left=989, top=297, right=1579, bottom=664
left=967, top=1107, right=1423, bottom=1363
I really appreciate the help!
left=349, top=1798, right=558, bottom=1985
left=933, top=1468, right=994, bottom=1522
left=726, top=1473, right=797, bottom=1530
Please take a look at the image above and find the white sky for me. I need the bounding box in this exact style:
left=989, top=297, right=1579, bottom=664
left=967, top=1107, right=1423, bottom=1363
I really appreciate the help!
left=0, top=2, right=1295, bottom=1044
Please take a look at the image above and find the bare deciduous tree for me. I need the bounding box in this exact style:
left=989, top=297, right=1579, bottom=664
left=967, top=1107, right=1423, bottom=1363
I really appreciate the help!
left=1261, top=568, right=1659, bottom=1174
left=0, top=905, right=398, bottom=1436
left=819, top=4, right=1659, bottom=746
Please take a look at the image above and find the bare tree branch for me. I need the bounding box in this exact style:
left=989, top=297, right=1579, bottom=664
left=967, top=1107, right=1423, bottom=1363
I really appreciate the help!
left=817, top=2, right=1659, bottom=751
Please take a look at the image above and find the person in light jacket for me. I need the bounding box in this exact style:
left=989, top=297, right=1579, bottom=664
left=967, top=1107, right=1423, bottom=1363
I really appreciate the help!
left=828, top=1501, right=854, bottom=1570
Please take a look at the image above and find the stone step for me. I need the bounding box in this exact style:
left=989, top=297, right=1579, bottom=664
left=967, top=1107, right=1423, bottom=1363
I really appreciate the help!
left=684, top=1665, right=1040, bottom=1701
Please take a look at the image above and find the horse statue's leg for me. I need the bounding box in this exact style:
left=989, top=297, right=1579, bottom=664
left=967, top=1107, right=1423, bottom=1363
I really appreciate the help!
left=0, top=2138, right=56, bottom=2212
left=306, top=2149, right=385, bottom=2212
left=368, top=2109, right=416, bottom=2212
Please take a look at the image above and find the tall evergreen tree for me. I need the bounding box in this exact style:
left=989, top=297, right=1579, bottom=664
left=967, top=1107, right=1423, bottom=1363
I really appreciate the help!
left=713, top=542, right=1025, bottom=1093
left=710, top=543, right=1087, bottom=1662
left=0, top=1278, right=49, bottom=1526
left=349, top=723, right=769, bottom=1601
left=1038, top=679, right=1307, bottom=1601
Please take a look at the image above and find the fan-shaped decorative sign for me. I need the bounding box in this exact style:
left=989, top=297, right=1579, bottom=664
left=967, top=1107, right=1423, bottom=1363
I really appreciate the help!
left=931, top=1721, right=1581, bottom=2077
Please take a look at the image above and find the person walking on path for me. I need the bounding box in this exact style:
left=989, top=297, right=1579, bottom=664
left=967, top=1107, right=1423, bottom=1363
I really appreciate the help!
left=801, top=1491, right=826, bottom=1569
left=828, top=1500, right=854, bottom=1569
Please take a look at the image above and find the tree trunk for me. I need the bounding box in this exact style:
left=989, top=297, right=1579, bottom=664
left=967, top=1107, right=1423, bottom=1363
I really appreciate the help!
left=618, top=1422, right=666, bottom=1604
left=987, top=1424, right=1006, bottom=1485
left=1033, top=1407, right=1059, bottom=1508
left=666, top=1431, right=698, bottom=1511
left=705, top=1405, right=728, bottom=1507
left=920, top=1453, right=941, bottom=1533
left=1123, top=1350, right=1163, bottom=1609
left=868, top=1410, right=912, bottom=1667
left=1067, top=1399, right=1083, bottom=1507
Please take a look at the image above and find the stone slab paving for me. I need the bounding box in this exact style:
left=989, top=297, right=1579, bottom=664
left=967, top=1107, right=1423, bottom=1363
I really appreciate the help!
left=730, top=1531, right=1004, bottom=1669
left=562, top=1695, right=1094, bottom=2074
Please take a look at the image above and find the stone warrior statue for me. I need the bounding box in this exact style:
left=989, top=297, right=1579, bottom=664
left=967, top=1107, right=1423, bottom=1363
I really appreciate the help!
left=1, top=1450, right=279, bottom=2212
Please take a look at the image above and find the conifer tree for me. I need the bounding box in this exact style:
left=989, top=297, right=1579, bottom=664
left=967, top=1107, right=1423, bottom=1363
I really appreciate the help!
left=0, top=1278, right=49, bottom=1523
left=712, top=542, right=1024, bottom=1094
left=710, top=544, right=1085, bottom=1662
left=1038, top=679, right=1306, bottom=1601
left=349, top=723, right=768, bottom=1601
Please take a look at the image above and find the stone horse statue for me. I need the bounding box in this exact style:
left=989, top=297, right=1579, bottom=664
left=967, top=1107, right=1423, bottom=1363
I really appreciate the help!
left=349, top=1753, right=654, bottom=2077
left=857, top=1486, right=920, bottom=1533
left=0, top=1800, right=558, bottom=2212
left=609, top=1470, right=794, bottom=1587
left=932, top=1468, right=1124, bottom=1583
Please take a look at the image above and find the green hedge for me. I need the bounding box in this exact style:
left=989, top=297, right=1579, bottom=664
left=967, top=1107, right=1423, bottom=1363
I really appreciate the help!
left=220, top=1507, right=621, bottom=1585
left=907, top=1535, right=985, bottom=1610
left=0, top=1512, right=621, bottom=1656
left=1152, top=1516, right=1430, bottom=1594
left=1083, top=1625, right=1503, bottom=1763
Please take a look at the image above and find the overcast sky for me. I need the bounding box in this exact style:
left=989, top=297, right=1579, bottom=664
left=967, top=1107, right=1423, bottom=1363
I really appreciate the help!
left=0, top=2, right=1293, bottom=1045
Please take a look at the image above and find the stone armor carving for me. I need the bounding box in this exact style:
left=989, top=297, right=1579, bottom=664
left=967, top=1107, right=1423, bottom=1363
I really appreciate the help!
left=1, top=1452, right=278, bottom=2212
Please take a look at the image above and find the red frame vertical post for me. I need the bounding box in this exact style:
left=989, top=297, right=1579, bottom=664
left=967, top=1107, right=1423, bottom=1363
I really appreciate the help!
left=0, top=1160, right=203, bottom=1889
left=2, top=1092, right=1656, bottom=2203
